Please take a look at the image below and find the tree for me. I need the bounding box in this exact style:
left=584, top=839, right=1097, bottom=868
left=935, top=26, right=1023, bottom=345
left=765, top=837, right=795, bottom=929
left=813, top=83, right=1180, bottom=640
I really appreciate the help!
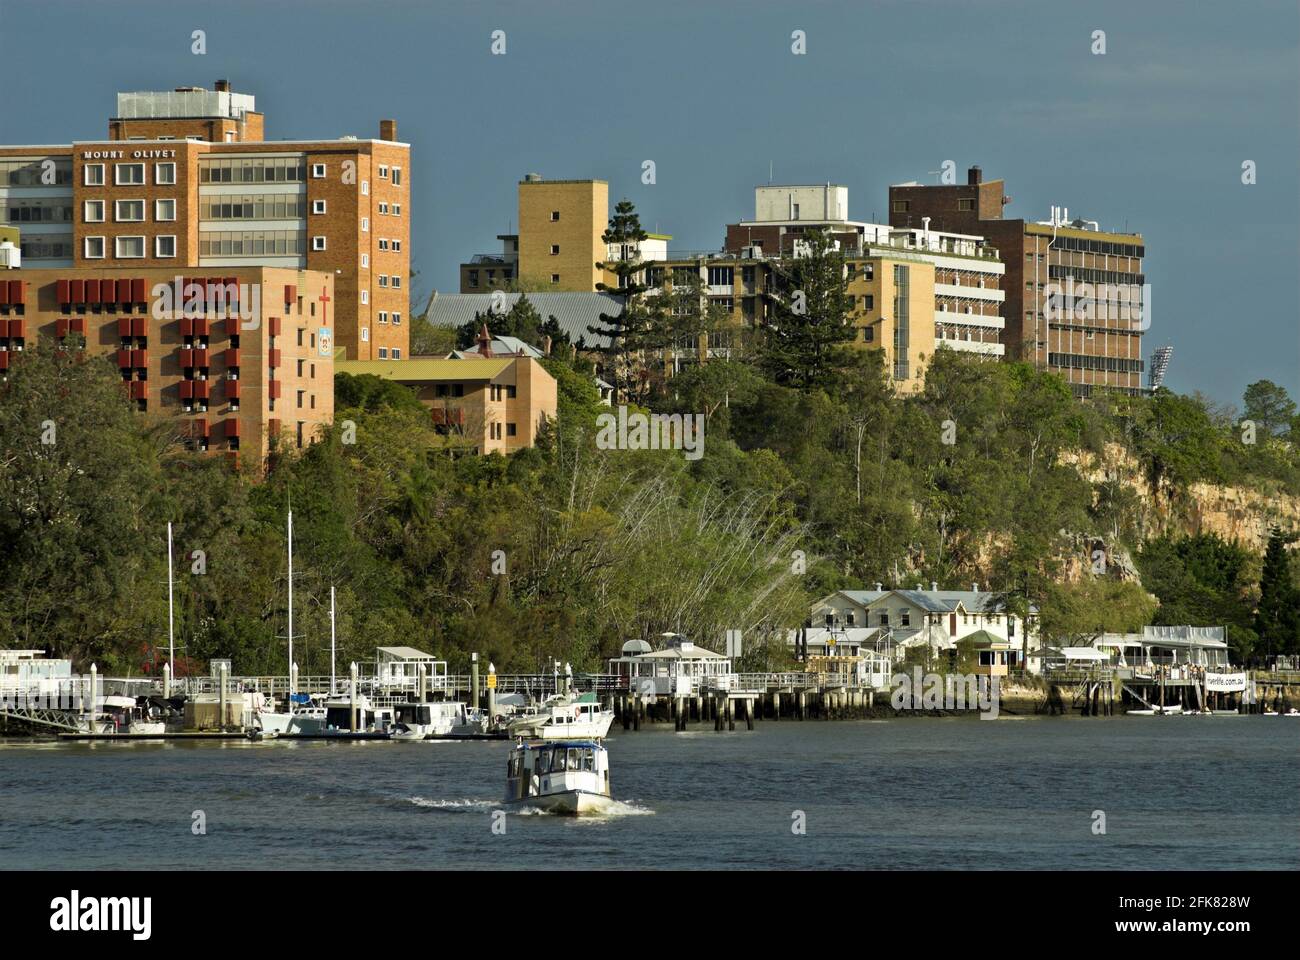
left=589, top=199, right=651, bottom=400
left=756, top=229, right=855, bottom=390
left=1254, top=526, right=1299, bottom=659
left=1242, top=380, right=1296, bottom=436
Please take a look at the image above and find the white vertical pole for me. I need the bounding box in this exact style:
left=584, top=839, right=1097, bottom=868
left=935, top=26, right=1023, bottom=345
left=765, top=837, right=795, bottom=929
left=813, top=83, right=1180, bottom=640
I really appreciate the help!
left=90, top=663, right=98, bottom=729
left=330, top=585, right=337, bottom=697
left=350, top=662, right=358, bottom=732
left=167, top=522, right=175, bottom=696
left=287, top=511, right=294, bottom=708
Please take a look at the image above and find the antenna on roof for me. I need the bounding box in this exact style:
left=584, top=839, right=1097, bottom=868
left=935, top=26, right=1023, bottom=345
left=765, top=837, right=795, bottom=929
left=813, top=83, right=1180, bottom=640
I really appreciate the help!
left=768, top=160, right=773, bottom=184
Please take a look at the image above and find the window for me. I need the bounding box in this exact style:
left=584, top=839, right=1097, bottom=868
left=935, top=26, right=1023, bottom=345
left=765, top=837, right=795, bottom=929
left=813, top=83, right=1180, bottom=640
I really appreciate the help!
left=550, top=274, right=560, bottom=284
left=550, top=211, right=560, bottom=221
left=312, top=200, right=326, bottom=215
left=361, top=217, right=369, bottom=232
left=958, top=198, right=975, bottom=211
left=550, top=245, right=560, bottom=255
left=312, top=236, right=327, bottom=251
left=360, top=289, right=368, bottom=304
left=155, top=235, right=177, bottom=258
left=377, top=347, right=388, bottom=359
left=392, top=203, right=401, bottom=216
left=468, top=270, right=479, bottom=288
left=84, top=163, right=105, bottom=186
left=378, top=202, right=388, bottom=215
left=114, top=199, right=145, bottom=222
left=361, top=327, right=369, bottom=342
left=900, top=609, right=911, bottom=627
left=115, top=163, right=145, bottom=185
left=83, top=200, right=105, bottom=222
left=378, top=311, right=388, bottom=324
left=378, top=165, right=389, bottom=179
left=392, top=239, right=401, bottom=252
left=863, top=326, right=874, bottom=343
left=392, top=312, right=401, bottom=326
left=391, top=348, right=401, bottom=359
left=892, top=200, right=910, bottom=213
left=155, top=162, right=177, bottom=185
left=361, top=254, right=369, bottom=268
left=361, top=180, right=369, bottom=196
left=378, top=239, right=389, bottom=251
left=155, top=198, right=177, bottom=221
left=378, top=275, right=388, bottom=288
left=115, top=236, right=145, bottom=258
left=391, top=275, right=401, bottom=288
left=311, top=163, right=326, bottom=178
left=84, top=236, right=105, bottom=259
left=391, top=167, right=402, bottom=186
left=507, top=423, right=517, bottom=437
left=791, top=203, right=800, bottom=220
left=506, top=385, right=516, bottom=399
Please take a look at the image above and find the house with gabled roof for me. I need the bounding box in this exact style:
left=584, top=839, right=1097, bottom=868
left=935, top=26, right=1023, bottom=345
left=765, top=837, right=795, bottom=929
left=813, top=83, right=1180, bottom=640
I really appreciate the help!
left=803, top=582, right=1040, bottom=672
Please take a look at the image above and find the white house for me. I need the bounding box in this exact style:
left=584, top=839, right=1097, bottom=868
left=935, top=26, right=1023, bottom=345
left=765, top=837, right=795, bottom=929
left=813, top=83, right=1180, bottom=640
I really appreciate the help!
left=804, top=584, right=1039, bottom=670
left=606, top=635, right=733, bottom=696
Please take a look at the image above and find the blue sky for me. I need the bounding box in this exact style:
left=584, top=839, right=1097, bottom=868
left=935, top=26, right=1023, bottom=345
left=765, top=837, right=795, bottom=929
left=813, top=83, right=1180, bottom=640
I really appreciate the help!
left=1, top=0, right=1296, bottom=405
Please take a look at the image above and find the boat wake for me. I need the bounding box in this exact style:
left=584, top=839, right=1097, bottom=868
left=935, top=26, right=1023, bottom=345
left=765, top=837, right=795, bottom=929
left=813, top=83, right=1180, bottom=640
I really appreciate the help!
left=511, top=799, right=655, bottom=819
left=406, top=796, right=497, bottom=811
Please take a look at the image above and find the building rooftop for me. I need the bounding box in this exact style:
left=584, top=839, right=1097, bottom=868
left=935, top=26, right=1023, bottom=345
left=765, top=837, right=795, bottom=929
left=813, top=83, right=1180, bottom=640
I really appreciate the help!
left=424, top=292, right=624, bottom=349
left=115, top=86, right=257, bottom=121
left=337, top=357, right=514, bottom=382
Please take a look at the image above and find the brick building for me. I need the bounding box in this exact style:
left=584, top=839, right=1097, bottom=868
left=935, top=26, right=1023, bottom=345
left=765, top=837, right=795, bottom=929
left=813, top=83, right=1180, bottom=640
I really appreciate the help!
left=889, top=166, right=1145, bottom=396
left=0, top=266, right=335, bottom=465
left=0, top=80, right=410, bottom=363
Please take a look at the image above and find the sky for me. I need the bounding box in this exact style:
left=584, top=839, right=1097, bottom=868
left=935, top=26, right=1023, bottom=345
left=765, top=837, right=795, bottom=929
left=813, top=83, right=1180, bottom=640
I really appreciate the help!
left=1, top=0, right=1296, bottom=406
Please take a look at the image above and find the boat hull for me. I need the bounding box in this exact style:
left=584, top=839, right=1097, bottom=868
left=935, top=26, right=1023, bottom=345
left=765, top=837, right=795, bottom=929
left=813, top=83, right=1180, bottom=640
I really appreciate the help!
left=506, top=789, right=615, bottom=816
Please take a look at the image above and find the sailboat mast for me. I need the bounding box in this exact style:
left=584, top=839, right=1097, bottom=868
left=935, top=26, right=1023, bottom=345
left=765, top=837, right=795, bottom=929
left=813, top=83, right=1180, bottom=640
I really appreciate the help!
left=330, top=585, right=336, bottom=696
left=287, top=510, right=294, bottom=704
left=167, top=521, right=175, bottom=694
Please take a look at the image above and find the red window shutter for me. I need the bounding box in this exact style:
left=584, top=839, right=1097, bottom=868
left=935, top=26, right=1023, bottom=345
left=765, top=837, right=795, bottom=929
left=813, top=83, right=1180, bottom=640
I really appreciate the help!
left=225, top=347, right=240, bottom=367
left=196, top=418, right=210, bottom=439
left=267, top=348, right=281, bottom=369
left=193, top=379, right=210, bottom=400
left=267, top=380, right=282, bottom=400
left=268, top=418, right=281, bottom=438
left=0, top=353, right=9, bottom=371
left=117, top=318, right=133, bottom=339
left=179, top=380, right=193, bottom=399
left=223, top=277, right=238, bottom=308
left=193, top=318, right=210, bottom=339
left=70, top=317, right=87, bottom=335
left=193, top=348, right=209, bottom=367
left=84, top=279, right=100, bottom=304
left=179, top=348, right=194, bottom=368
left=131, top=317, right=147, bottom=338
left=131, top=278, right=146, bottom=303
left=56, top=319, right=69, bottom=338
left=225, top=379, right=241, bottom=400
left=101, top=278, right=116, bottom=303
left=0, top=282, right=8, bottom=306
left=180, top=318, right=193, bottom=338
left=224, top=314, right=241, bottom=337
left=9, top=280, right=23, bottom=305
left=69, top=279, right=85, bottom=304
left=57, top=279, right=70, bottom=305
left=225, top=418, right=241, bottom=439
left=130, top=381, right=148, bottom=400
left=268, top=316, right=281, bottom=337
left=284, top=284, right=296, bottom=305
left=131, top=348, right=148, bottom=368
left=7, top=318, right=25, bottom=339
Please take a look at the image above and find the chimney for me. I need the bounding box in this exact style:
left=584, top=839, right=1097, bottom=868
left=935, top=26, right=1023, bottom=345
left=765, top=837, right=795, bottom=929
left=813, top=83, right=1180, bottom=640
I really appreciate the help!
left=874, top=582, right=883, bottom=591
left=214, top=79, right=231, bottom=92
left=476, top=323, right=493, bottom=358
left=379, top=119, right=397, bottom=141
left=930, top=581, right=938, bottom=592
left=967, top=165, right=982, bottom=185
left=972, top=582, right=980, bottom=593
left=543, top=335, right=553, bottom=356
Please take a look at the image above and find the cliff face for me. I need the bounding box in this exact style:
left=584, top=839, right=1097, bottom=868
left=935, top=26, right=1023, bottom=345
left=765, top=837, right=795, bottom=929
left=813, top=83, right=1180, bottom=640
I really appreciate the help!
left=1065, top=443, right=1300, bottom=554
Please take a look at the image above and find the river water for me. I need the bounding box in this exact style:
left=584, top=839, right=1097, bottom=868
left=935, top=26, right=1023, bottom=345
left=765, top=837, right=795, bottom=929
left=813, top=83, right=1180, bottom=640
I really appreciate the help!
left=2, top=716, right=1295, bottom=870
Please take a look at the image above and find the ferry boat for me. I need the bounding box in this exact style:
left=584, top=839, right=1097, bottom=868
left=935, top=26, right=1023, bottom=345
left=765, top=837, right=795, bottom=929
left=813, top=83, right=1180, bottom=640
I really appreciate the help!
left=504, top=693, right=614, bottom=740
left=391, top=701, right=487, bottom=740
left=504, top=739, right=614, bottom=815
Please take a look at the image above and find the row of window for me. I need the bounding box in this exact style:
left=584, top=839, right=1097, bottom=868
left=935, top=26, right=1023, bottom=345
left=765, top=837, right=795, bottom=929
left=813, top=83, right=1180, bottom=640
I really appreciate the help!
left=376, top=311, right=403, bottom=325
left=376, top=347, right=403, bottom=358
left=199, top=158, right=307, bottom=183
left=198, top=231, right=305, bottom=256
left=19, top=235, right=74, bottom=259
left=84, top=162, right=176, bottom=187
left=201, top=195, right=307, bottom=220
left=4, top=201, right=73, bottom=223
left=84, top=235, right=177, bottom=258
left=0, top=159, right=73, bottom=186
left=1048, top=352, right=1144, bottom=373
left=84, top=199, right=176, bottom=223
left=1047, top=265, right=1147, bottom=287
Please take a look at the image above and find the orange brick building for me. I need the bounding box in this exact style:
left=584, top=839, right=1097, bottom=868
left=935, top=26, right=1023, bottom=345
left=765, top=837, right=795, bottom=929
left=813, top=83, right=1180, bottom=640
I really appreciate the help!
left=0, top=80, right=409, bottom=362
left=0, top=266, right=335, bottom=466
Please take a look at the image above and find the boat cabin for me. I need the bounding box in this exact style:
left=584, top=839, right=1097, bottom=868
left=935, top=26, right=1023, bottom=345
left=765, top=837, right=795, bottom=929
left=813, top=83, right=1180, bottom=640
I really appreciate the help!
left=505, top=739, right=609, bottom=803
left=606, top=635, right=733, bottom=696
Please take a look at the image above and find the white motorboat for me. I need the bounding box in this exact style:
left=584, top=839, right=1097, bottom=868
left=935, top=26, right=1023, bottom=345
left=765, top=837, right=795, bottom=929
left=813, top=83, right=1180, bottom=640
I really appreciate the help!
left=321, top=693, right=391, bottom=733
left=97, top=695, right=167, bottom=734
left=505, top=693, right=614, bottom=740
left=504, top=739, right=614, bottom=816
left=1128, top=704, right=1184, bottom=716
left=391, top=701, right=487, bottom=740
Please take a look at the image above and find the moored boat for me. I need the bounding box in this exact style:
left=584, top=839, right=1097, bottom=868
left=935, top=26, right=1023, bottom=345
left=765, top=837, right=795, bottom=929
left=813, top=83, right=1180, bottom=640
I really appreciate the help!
left=505, top=693, right=614, bottom=740
left=391, top=701, right=487, bottom=740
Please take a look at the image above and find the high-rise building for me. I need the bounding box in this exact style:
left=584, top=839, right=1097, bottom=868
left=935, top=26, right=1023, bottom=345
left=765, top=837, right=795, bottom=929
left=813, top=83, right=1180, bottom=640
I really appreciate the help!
left=0, top=80, right=410, bottom=362
left=889, top=166, right=1146, bottom=396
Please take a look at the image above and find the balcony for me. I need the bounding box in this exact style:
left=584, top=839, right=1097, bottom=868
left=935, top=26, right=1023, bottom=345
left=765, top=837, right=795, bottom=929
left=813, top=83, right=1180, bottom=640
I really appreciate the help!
left=128, top=381, right=148, bottom=401
left=268, top=316, right=281, bottom=337
left=129, top=348, right=148, bottom=369
left=225, top=379, right=241, bottom=400
left=117, top=349, right=133, bottom=369
left=267, top=348, right=281, bottom=369
left=224, top=347, right=240, bottom=368
left=7, top=318, right=26, bottom=340
left=192, top=380, right=210, bottom=401
left=267, top=379, right=282, bottom=400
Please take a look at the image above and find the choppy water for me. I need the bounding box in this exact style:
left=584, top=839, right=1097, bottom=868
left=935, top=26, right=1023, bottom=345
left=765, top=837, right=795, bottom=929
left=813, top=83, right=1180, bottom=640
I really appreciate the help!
left=2, top=716, right=1295, bottom=870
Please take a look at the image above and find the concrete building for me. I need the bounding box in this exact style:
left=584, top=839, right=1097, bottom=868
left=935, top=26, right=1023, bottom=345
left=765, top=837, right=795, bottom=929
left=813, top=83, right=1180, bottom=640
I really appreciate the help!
left=0, top=80, right=410, bottom=362
left=336, top=354, right=557, bottom=455
left=0, top=225, right=18, bottom=268
left=0, top=266, right=335, bottom=466
left=889, top=166, right=1145, bottom=396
